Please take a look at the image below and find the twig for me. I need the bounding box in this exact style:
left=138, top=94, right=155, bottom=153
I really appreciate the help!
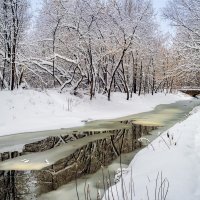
left=160, top=136, right=170, bottom=150
left=155, top=172, right=159, bottom=200
left=146, top=186, right=150, bottom=200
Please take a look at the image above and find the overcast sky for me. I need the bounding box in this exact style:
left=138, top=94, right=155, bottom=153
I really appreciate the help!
left=30, top=0, right=171, bottom=34
left=152, top=0, right=171, bottom=34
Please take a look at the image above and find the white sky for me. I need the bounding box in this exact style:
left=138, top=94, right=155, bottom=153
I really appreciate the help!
left=152, top=0, right=171, bottom=34
left=30, top=0, right=171, bottom=34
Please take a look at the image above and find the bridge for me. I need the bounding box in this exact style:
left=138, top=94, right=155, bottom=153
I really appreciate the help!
left=179, top=88, right=200, bottom=97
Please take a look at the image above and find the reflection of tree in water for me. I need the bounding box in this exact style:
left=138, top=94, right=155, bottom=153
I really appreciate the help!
left=0, top=122, right=156, bottom=199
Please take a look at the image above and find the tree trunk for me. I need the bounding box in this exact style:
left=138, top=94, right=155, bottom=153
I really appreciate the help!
left=151, top=59, right=155, bottom=95
left=138, top=61, right=143, bottom=96
left=121, top=60, right=129, bottom=100
left=108, top=49, right=126, bottom=101
left=10, top=0, right=19, bottom=90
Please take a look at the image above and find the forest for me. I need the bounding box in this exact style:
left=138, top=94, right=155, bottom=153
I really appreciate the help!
left=0, top=0, right=199, bottom=101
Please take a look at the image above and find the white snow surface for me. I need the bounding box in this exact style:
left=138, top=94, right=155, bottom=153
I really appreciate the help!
left=103, top=106, right=200, bottom=200
left=0, top=89, right=190, bottom=136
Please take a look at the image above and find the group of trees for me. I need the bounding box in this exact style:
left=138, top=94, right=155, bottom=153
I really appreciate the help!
left=0, top=0, right=29, bottom=90
left=0, top=0, right=199, bottom=100
left=164, top=0, right=200, bottom=87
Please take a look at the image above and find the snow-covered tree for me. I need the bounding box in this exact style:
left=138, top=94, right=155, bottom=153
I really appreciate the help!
left=0, top=0, right=174, bottom=99
left=163, top=0, right=200, bottom=87
left=0, top=0, right=29, bottom=90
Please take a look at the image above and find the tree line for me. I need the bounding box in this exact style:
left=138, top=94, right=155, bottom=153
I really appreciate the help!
left=0, top=0, right=199, bottom=100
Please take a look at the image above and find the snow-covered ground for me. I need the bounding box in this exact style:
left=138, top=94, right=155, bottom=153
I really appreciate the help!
left=103, top=105, right=200, bottom=200
left=1, top=89, right=199, bottom=199
left=0, top=89, right=190, bottom=136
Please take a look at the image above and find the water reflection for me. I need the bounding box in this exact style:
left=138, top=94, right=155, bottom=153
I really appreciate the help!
left=0, top=123, right=155, bottom=199
left=0, top=99, right=200, bottom=200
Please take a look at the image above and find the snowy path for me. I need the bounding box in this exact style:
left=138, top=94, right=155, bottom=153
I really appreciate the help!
left=0, top=89, right=190, bottom=136
left=103, top=106, right=200, bottom=200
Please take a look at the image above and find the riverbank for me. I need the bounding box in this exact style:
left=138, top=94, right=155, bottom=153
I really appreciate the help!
left=0, top=89, right=191, bottom=136
left=104, top=103, right=200, bottom=200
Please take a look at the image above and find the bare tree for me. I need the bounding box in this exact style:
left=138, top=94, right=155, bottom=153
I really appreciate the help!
left=163, top=0, right=200, bottom=87
left=0, top=0, right=29, bottom=90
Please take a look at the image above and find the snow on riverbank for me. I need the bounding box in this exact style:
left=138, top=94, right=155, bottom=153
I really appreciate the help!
left=0, top=89, right=190, bottom=136
left=103, top=105, right=200, bottom=200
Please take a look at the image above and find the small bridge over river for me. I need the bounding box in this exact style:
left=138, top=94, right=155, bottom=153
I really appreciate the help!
left=179, top=88, right=200, bottom=97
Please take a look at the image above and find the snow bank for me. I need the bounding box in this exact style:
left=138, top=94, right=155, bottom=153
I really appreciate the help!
left=0, top=89, right=190, bottom=136
left=103, top=106, right=200, bottom=200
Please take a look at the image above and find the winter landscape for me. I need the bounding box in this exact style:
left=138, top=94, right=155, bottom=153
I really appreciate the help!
left=0, top=0, right=200, bottom=200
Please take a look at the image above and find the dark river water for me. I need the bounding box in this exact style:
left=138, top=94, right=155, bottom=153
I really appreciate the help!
left=0, top=98, right=200, bottom=200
